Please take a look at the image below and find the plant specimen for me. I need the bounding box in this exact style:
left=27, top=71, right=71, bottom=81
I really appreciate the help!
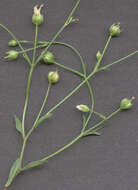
left=0, top=1, right=136, bottom=189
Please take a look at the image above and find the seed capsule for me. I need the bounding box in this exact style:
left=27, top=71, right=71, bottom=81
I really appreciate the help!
left=43, top=52, right=55, bottom=64
left=109, top=23, right=121, bottom=37
left=4, top=50, right=19, bottom=60
left=48, top=71, right=59, bottom=84
left=8, top=40, right=18, bottom=47
left=32, top=4, right=44, bottom=25
left=120, top=97, right=135, bottom=110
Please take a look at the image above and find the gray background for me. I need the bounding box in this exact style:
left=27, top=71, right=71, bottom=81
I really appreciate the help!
left=0, top=0, right=138, bottom=189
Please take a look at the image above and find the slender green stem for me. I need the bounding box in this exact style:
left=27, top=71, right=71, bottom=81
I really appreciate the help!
left=22, top=108, right=121, bottom=171
left=23, top=40, right=94, bottom=141
left=99, top=50, right=138, bottom=71
left=93, top=35, right=112, bottom=72
left=82, top=36, right=112, bottom=132
left=17, top=0, right=82, bottom=171
left=24, top=40, right=95, bottom=128
left=26, top=126, right=36, bottom=143
left=76, top=45, right=94, bottom=133
left=19, top=40, right=34, bottom=43
left=22, top=133, right=83, bottom=169
left=0, top=24, right=31, bottom=65
left=82, top=80, right=95, bottom=130
left=18, top=41, right=138, bottom=78
left=33, top=82, right=52, bottom=127
left=85, top=108, right=121, bottom=134
left=21, top=25, right=38, bottom=138
left=18, top=44, right=47, bottom=54
left=20, top=25, right=39, bottom=163
left=82, top=36, right=113, bottom=131
left=53, top=61, right=84, bottom=77
left=44, top=42, right=94, bottom=130
left=3, top=0, right=136, bottom=186
left=8, top=108, right=121, bottom=183
left=55, top=42, right=86, bottom=75
left=21, top=40, right=121, bottom=134
left=43, top=109, right=121, bottom=161
left=21, top=65, right=34, bottom=138
left=34, top=0, right=80, bottom=66
left=65, top=0, right=80, bottom=26
left=18, top=41, right=94, bottom=131
left=32, top=25, right=38, bottom=65
left=81, top=114, right=86, bottom=132
left=20, top=82, right=52, bottom=164
left=38, top=69, right=97, bottom=124
left=20, top=139, right=27, bottom=163
left=35, top=26, right=66, bottom=66
left=19, top=34, right=113, bottom=153
left=41, top=133, right=83, bottom=161
left=18, top=40, right=87, bottom=75
left=93, top=111, right=106, bottom=120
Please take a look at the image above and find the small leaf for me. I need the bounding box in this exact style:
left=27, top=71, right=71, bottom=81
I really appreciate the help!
left=35, top=112, right=53, bottom=128
left=5, top=158, right=21, bottom=187
left=22, top=159, right=47, bottom=171
left=82, top=114, right=86, bottom=127
left=85, top=131, right=101, bottom=136
left=94, top=111, right=106, bottom=120
left=14, top=115, right=22, bottom=135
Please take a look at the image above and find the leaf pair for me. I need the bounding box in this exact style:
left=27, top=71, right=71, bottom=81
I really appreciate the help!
left=5, top=158, right=21, bottom=187
left=94, top=111, right=107, bottom=120
left=22, top=159, right=47, bottom=171
left=14, top=112, right=52, bottom=136
left=84, top=131, right=101, bottom=136
left=14, top=115, right=23, bottom=136
left=35, top=112, right=52, bottom=128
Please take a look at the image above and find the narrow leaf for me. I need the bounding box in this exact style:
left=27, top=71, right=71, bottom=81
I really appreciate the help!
left=81, top=114, right=87, bottom=132
left=94, top=111, right=107, bottom=120
left=14, top=115, right=22, bottom=135
left=82, top=114, right=86, bottom=127
left=35, top=112, right=53, bottom=128
left=22, top=159, right=47, bottom=171
left=85, top=131, right=101, bottom=136
left=5, top=158, right=21, bottom=187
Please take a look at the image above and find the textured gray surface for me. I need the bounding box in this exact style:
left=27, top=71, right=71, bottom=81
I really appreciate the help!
left=0, top=0, right=138, bottom=189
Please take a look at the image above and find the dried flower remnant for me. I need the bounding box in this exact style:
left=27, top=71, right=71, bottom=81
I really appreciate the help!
left=32, top=4, right=44, bottom=25
left=76, top=104, right=90, bottom=112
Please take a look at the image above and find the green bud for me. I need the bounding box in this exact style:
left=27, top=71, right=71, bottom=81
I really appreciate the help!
left=8, top=40, right=18, bottom=47
left=109, top=23, right=121, bottom=37
left=48, top=71, right=59, bottom=84
left=4, top=50, right=19, bottom=60
left=120, top=97, right=135, bottom=110
left=76, top=104, right=90, bottom=112
left=32, top=5, right=44, bottom=25
left=43, top=52, right=55, bottom=64
left=96, top=51, right=102, bottom=61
